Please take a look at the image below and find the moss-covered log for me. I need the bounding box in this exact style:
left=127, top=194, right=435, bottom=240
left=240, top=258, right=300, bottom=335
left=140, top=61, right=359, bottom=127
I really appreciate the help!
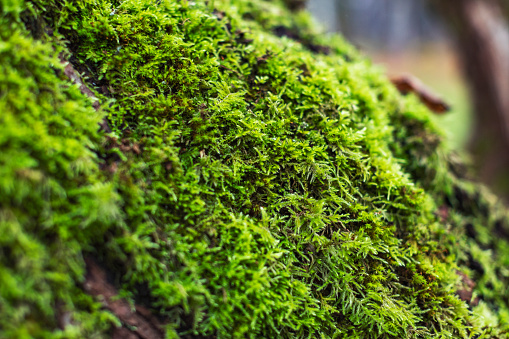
left=1, top=0, right=509, bottom=337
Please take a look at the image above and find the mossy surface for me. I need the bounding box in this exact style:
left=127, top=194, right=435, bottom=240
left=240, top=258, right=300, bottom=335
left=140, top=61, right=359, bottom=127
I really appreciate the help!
left=1, top=0, right=509, bottom=338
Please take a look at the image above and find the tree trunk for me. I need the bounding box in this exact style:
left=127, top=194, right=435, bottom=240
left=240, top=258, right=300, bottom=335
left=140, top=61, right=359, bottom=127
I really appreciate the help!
left=431, top=0, right=509, bottom=197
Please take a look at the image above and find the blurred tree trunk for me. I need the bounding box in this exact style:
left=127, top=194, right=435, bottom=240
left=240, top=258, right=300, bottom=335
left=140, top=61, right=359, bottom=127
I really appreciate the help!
left=430, top=0, right=509, bottom=197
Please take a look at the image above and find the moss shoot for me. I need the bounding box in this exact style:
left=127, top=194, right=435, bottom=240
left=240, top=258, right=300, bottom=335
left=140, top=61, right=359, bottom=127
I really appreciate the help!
left=1, top=0, right=509, bottom=338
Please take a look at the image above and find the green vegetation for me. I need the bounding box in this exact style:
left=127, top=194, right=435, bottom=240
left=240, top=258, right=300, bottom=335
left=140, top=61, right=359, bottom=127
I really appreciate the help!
left=1, top=0, right=508, bottom=337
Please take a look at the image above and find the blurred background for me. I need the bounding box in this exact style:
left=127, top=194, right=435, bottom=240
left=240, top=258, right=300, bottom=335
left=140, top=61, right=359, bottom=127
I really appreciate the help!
left=306, top=0, right=509, bottom=201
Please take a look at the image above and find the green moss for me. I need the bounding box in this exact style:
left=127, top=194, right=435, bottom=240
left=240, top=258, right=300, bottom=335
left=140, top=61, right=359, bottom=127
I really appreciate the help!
left=1, top=0, right=509, bottom=337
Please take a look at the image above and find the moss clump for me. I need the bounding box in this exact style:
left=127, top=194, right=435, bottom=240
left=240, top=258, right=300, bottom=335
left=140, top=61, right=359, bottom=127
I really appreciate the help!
left=1, top=0, right=509, bottom=337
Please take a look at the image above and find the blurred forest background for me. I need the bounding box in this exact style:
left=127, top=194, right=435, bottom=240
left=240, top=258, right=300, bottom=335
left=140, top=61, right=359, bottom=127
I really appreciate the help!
left=306, top=0, right=509, bottom=200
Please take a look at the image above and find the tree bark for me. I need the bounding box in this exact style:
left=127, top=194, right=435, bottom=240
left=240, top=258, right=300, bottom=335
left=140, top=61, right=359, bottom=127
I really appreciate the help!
left=430, top=0, right=509, bottom=197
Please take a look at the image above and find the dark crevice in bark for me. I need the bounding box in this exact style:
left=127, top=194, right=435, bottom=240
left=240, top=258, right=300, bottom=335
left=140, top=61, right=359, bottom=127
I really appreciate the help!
left=60, top=54, right=112, bottom=133
left=273, top=25, right=331, bottom=54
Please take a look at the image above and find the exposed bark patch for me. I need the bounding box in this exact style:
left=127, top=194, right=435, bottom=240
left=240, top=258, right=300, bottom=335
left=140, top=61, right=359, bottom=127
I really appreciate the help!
left=437, top=205, right=449, bottom=223
left=99, top=135, right=142, bottom=173
left=55, top=300, right=72, bottom=330
left=456, top=271, right=479, bottom=306
left=212, top=9, right=226, bottom=20
left=391, top=75, right=450, bottom=114
left=60, top=55, right=147, bottom=175
left=83, top=257, right=166, bottom=339
left=60, top=55, right=112, bottom=133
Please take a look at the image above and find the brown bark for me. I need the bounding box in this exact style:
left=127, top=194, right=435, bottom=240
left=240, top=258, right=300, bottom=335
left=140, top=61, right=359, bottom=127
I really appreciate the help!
left=430, top=0, right=509, bottom=197
left=60, top=54, right=112, bottom=133
left=83, top=257, right=166, bottom=339
left=62, top=55, right=165, bottom=337
left=391, top=74, right=451, bottom=114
